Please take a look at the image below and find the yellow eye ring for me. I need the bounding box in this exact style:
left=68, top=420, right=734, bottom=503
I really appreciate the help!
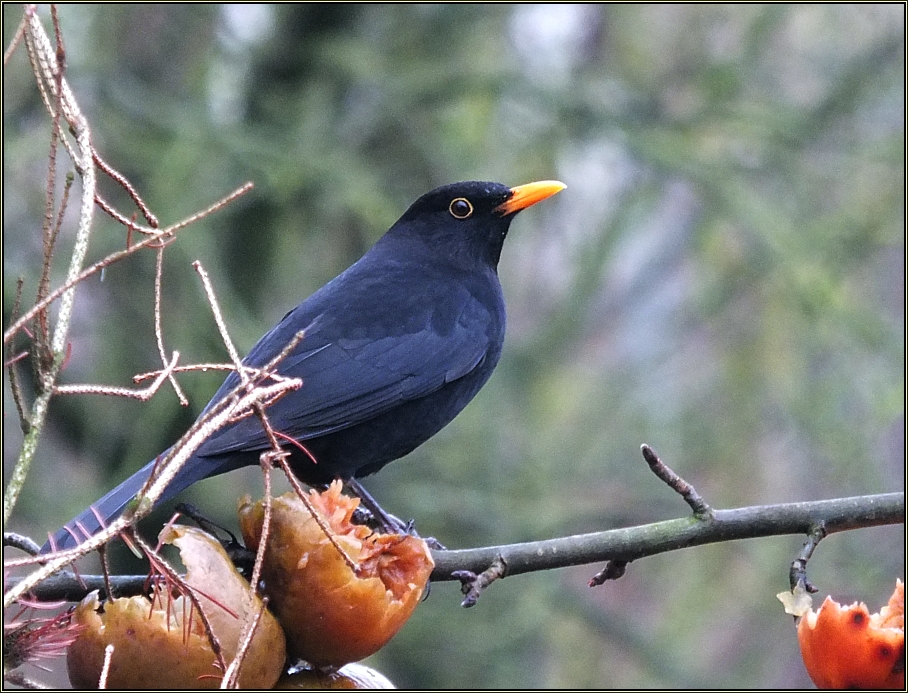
left=449, top=198, right=473, bottom=219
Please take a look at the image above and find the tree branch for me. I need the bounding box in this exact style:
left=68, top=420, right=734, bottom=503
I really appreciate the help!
left=430, top=492, right=904, bottom=581
left=7, top=492, right=902, bottom=603
left=4, top=8, right=96, bottom=526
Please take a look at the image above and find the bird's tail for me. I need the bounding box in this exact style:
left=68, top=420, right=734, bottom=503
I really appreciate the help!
left=40, top=459, right=159, bottom=553
left=39, top=451, right=229, bottom=554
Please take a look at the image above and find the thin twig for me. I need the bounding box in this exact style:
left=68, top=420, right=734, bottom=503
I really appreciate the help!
left=276, top=456, right=360, bottom=573
left=94, top=193, right=158, bottom=236
left=4, top=378, right=300, bottom=608
left=169, top=181, right=253, bottom=235
left=194, top=265, right=351, bottom=576
left=133, top=362, right=301, bottom=383
left=4, top=532, right=42, bottom=556
left=196, top=259, right=308, bottom=490
left=195, top=266, right=358, bottom=573
left=99, top=543, right=113, bottom=603
left=50, top=6, right=65, bottom=74
left=195, top=260, right=295, bottom=482
left=6, top=9, right=96, bottom=527
left=53, top=351, right=180, bottom=400
left=788, top=523, right=826, bottom=593
left=34, top=36, right=66, bottom=372
left=4, top=182, right=254, bottom=346
left=2, top=6, right=32, bottom=67
left=640, top=444, right=712, bottom=518
left=21, top=5, right=82, bottom=178
left=154, top=245, right=188, bottom=404
left=41, top=4, right=64, bottom=247
left=93, top=149, right=159, bottom=228
left=32, top=7, right=69, bottom=379
left=131, top=381, right=301, bottom=527
left=132, top=533, right=229, bottom=677
left=588, top=559, right=629, bottom=587
left=248, top=454, right=274, bottom=595
left=451, top=554, right=508, bottom=608
left=5, top=350, right=30, bottom=368
left=193, top=262, right=246, bottom=380
left=6, top=279, right=31, bottom=433
left=120, top=320, right=305, bottom=542
left=35, top=172, right=73, bottom=370
left=221, top=596, right=268, bottom=689
left=4, top=230, right=172, bottom=346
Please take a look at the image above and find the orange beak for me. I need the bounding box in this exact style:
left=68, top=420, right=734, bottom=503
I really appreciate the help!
left=495, top=180, right=566, bottom=216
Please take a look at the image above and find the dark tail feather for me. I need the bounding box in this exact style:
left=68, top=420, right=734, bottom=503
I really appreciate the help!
left=41, top=459, right=158, bottom=553
left=40, top=451, right=234, bottom=554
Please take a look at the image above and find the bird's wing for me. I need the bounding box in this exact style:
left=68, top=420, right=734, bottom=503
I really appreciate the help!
left=193, top=280, right=498, bottom=457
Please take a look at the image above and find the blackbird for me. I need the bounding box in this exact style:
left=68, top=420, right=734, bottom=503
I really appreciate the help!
left=44, top=180, right=565, bottom=552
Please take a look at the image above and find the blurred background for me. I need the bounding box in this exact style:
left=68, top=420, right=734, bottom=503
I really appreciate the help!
left=4, top=4, right=904, bottom=688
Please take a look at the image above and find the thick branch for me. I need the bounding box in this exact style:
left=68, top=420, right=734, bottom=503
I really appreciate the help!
left=430, top=492, right=904, bottom=580
left=7, top=492, right=902, bottom=602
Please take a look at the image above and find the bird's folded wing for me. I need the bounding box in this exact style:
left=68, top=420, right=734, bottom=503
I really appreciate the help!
left=192, top=302, right=492, bottom=457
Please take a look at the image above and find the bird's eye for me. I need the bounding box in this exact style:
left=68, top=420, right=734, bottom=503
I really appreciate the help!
left=449, top=198, right=473, bottom=219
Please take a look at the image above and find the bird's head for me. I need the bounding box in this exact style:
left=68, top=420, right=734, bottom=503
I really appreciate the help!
left=387, top=180, right=565, bottom=268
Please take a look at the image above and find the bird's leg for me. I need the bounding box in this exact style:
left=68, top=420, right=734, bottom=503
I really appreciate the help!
left=345, top=478, right=446, bottom=550
left=175, top=502, right=255, bottom=578
left=344, top=478, right=408, bottom=534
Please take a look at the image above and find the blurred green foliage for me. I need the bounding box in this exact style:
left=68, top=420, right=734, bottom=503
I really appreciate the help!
left=4, top=4, right=904, bottom=688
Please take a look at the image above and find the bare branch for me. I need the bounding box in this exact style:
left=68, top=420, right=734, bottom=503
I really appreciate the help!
left=3, top=377, right=300, bottom=608
left=430, top=492, right=905, bottom=584
left=133, top=362, right=301, bottom=384
left=92, top=150, right=159, bottom=228
left=94, top=194, right=157, bottom=235
left=451, top=555, right=507, bottom=608
left=154, top=245, right=188, bottom=405
left=168, top=181, right=253, bottom=235
left=3, top=571, right=147, bottom=603
left=22, top=6, right=87, bottom=174
left=52, top=351, right=180, bottom=401
left=275, top=455, right=360, bottom=573
left=249, top=455, right=275, bottom=594
left=193, top=262, right=246, bottom=383
left=3, top=182, right=254, bottom=347
left=4, top=532, right=42, bottom=556
left=5, top=279, right=30, bottom=433
left=33, top=15, right=68, bottom=371
left=193, top=264, right=358, bottom=575
left=222, top=596, right=269, bottom=689
left=2, top=5, right=32, bottom=67
left=5, top=9, right=97, bottom=527
left=196, top=265, right=357, bottom=575
left=98, top=544, right=113, bottom=605
left=131, top=533, right=229, bottom=678
left=12, top=492, right=903, bottom=604
left=133, top=381, right=300, bottom=533
left=35, top=173, right=73, bottom=373
left=641, top=444, right=712, bottom=518
left=788, top=524, right=827, bottom=594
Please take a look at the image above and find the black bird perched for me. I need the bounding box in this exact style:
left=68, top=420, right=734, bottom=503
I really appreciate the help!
left=44, top=180, right=565, bottom=552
